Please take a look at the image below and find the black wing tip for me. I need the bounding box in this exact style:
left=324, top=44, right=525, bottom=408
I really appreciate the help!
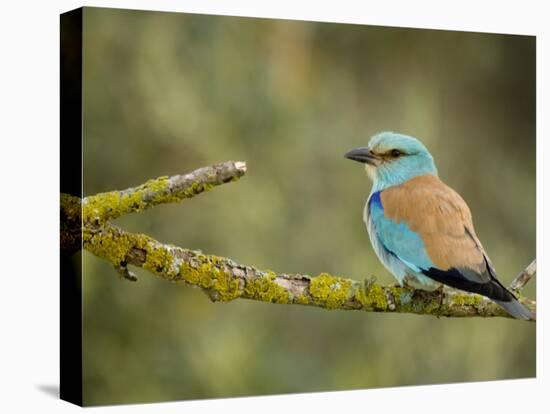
left=422, top=267, right=535, bottom=320
left=422, top=267, right=512, bottom=301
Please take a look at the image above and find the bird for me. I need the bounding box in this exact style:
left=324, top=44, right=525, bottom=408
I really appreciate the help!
left=345, top=131, right=534, bottom=320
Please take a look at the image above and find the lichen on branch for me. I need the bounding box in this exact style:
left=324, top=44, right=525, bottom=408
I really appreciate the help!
left=61, top=160, right=536, bottom=320
left=82, top=221, right=535, bottom=319
left=82, top=161, right=247, bottom=224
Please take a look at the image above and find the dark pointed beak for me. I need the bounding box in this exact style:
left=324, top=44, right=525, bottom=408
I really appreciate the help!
left=344, top=147, right=382, bottom=166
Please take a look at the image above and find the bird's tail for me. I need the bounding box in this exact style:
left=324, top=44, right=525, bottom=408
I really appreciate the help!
left=494, top=297, right=535, bottom=321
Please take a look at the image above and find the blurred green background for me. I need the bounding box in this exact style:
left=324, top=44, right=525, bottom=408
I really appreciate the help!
left=81, top=7, right=536, bottom=406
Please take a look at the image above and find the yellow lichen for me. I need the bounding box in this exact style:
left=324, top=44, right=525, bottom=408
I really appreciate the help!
left=309, top=273, right=353, bottom=309
left=143, top=245, right=174, bottom=275
left=178, top=181, right=216, bottom=200
left=354, top=283, right=388, bottom=310
left=244, top=276, right=290, bottom=304
left=84, top=229, right=127, bottom=265
left=82, top=177, right=172, bottom=224
left=60, top=194, right=81, bottom=221
left=451, top=293, right=483, bottom=307
left=387, top=286, right=402, bottom=301
left=174, top=256, right=243, bottom=302
left=293, top=294, right=310, bottom=305
left=371, top=285, right=390, bottom=309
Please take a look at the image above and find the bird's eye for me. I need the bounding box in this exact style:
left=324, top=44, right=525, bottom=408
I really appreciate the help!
left=390, top=149, right=402, bottom=157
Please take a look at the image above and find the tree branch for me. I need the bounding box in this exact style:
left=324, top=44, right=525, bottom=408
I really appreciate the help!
left=509, top=259, right=536, bottom=292
left=82, top=161, right=247, bottom=224
left=61, top=161, right=536, bottom=320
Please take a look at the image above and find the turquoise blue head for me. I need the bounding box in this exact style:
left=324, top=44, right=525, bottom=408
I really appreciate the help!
left=345, top=131, right=438, bottom=190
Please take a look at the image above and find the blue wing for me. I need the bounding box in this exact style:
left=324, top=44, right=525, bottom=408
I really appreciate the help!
left=367, top=191, right=435, bottom=279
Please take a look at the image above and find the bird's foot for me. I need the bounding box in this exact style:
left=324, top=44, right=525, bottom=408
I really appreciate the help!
left=402, top=280, right=416, bottom=291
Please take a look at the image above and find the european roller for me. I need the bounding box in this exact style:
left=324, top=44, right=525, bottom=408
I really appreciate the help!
left=345, top=131, right=533, bottom=320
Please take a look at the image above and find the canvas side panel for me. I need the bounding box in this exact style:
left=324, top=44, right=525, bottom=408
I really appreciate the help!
left=60, top=7, right=83, bottom=407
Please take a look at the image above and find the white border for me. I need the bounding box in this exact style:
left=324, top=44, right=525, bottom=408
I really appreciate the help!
left=0, top=1, right=547, bottom=412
